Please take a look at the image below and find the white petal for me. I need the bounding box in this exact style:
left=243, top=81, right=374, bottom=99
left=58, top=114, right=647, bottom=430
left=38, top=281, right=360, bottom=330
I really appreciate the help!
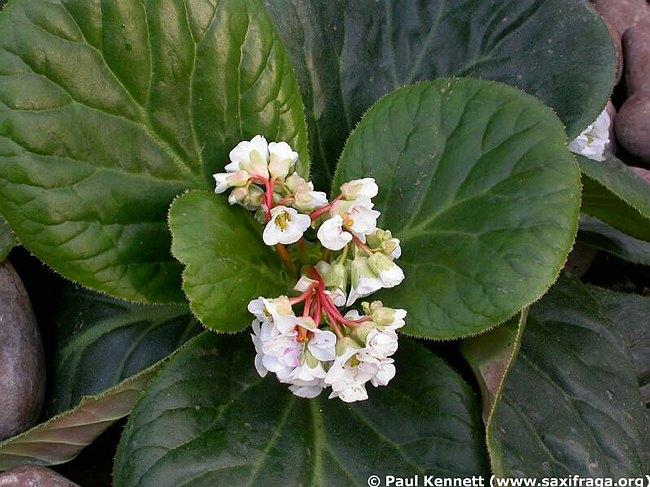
left=317, top=215, right=353, bottom=251
left=294, top=276, right=316, bottom=292
left=249, top=135, right=270, bottom=162
left=289, top=383, right=323, bottom=398
left=213, top=173, right=230, bottom=194
left=340, top=178, right=379, bottom=200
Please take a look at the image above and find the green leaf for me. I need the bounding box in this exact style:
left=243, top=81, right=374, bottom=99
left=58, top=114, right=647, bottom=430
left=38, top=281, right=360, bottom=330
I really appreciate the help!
left=265, top=0, right=615, bottom=186
left=585, top=285, right=650, bottom=404
left=334, top=79, right=581, bottom=339
left=0, top=365, right=156, bottom=471
left=484, top=279, right=649, bottom=477
left=113, top=332, right=489, bottom=486
left=461, top=310, right=527, bottom=421
left=577, top=216, right=650, bottom=266
left=0, top=215, right=16, bottom=261
left=45, top=285, right=199, bottom=417
left=0, top=287, right=199, bottom=470
left=579, top=155, right=650, bottom=241
left=0, top=0, right=307, bottom=303
left=169, top=191, right=290, bottom=332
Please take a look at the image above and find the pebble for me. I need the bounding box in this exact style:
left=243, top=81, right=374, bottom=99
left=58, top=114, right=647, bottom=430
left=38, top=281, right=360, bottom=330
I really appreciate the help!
left=0, top=262, right=45, bottom=441
left=0, top=466, right=78, bottom=487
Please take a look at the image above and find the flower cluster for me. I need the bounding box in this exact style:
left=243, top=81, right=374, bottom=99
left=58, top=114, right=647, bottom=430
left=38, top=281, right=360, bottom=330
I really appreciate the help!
left=213, top=136, right=407, bottom=402
left=568, top=108, right=611, bottom=162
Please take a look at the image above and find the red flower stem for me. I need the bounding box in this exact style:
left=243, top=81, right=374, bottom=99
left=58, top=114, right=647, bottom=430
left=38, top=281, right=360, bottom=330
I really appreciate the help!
left=352, top=234, right=372, bottom=254
left=309, top=204, right=332, bottom=221
left=314, top=300, right=322, bottom=326
left=289, top=288, right=313, bottom=306
left=302, top=293, right=313, bottom=318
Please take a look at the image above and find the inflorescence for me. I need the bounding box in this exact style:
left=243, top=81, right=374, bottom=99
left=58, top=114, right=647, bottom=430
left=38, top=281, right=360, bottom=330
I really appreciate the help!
left=213, top=135, right=407, bottom=402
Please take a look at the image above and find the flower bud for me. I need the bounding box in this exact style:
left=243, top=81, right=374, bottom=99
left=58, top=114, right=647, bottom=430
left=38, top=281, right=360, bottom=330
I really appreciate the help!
left=269, top=142, right=299, bottom=179
left=367, top=229, right=401, bottom=259
left=349, top=321, right=376, bottom=344
left=339, top=178, right=378, bottom=200
left=239, top=146, right=269, bottom=179
left=368, top=253, right=404, bottom=288
left=293, top=190, right=328, bottom=213
left=347, top=255, right=383, bottom=306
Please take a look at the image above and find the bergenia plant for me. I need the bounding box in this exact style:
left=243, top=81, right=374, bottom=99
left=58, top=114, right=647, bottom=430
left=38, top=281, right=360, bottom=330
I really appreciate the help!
left=0, top=0, right=647, bottom=484
left=213, top=135, right=407, bottom=401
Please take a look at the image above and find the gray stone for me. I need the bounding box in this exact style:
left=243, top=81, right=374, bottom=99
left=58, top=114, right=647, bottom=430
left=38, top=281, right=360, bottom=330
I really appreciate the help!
left=0, top=262, right=45, bottom=440
left=0, top=466, right=78, bottom=487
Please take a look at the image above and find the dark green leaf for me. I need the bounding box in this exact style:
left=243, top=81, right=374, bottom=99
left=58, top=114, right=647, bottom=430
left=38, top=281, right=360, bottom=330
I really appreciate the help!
left=45, top=285, right=199, bottom=416
left=585, top=285, right=650, bottom=404
left=169, top=191, right=289, bottom=332
left=579, top=155, right=650, bottom=241
left=0, top=0, right=307, bottom=302
left=334, top=79, right=581, bottom=339
left=0, top=215, right=16, bottom=261
left=577, top=216, right=650, bottom=265
left=487, top=279, right=649, bottom=476
left=113, top=332, right=489, bottom=486
left=265, top=0, right=615, bottom=186
left=461, top=310, right=527, bottom=421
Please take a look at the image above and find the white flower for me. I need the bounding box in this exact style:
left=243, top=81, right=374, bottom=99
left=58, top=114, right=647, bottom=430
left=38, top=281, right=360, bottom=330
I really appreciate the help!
left=347, top=256, right=383, bottom=306
left=340, top=178, right=379, bottom=200
left=268, top=142, right=299, bottom=180
left=213, top=170, right=249, bottom=194
left=346, top=310, right=399, bottom=359
left=226, top=135, right=270, bottom=177
left=317, top=215, right=353, bottom=250
left=365, top=328, right=398, bottom=358
left=325, top=338, right=376, bottom=403
left=251, top=315, right=335, bottom=399
left=293, top=189, right=328, bottom=213
left=368, top=253, right=404, bottom=288
left=251, top=319, right=279, bottom=377
left=331, top=197, right=380, bottom=236
left=283, top=174, right=327, bottom=213
left=262, top=205, right=311, bottom=246
left=568, top=109, right=610, bottom=162
left=368, top=357, right=396, bottom=387
left=247, top=296, right=294, bottom=327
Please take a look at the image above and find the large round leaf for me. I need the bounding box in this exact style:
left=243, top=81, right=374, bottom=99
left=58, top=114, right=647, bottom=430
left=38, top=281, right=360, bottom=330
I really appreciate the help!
left=0, top=0, right=308, bottom=303
left=334, top=79, right=581, bottom=339
left=169, top=191, right=290, bottom=332
left=470, top=279, right=649, bottom=477
left=113, top=332, right=489, bottom=486
left=265, top=0, right=616, bottom=186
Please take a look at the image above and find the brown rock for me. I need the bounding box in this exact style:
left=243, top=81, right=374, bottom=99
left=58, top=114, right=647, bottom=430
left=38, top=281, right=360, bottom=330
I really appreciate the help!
left=623, top=19, right=650, bottom=94
left=591, top=0, right=648, bottom=36
left=0, top=466, right=78, bottom=487
left=0, top=262, right=44, bottom=440
left=616, top=94, right=650, bottom=163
